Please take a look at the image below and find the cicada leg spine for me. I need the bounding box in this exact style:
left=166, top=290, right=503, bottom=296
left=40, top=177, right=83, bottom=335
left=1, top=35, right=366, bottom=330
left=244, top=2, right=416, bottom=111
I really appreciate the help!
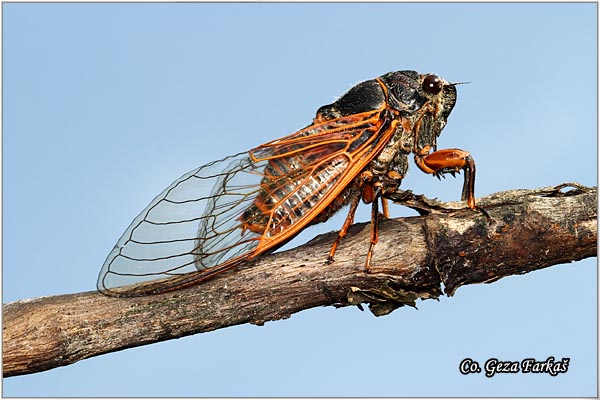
left=414, top=148, right=477, bottom=210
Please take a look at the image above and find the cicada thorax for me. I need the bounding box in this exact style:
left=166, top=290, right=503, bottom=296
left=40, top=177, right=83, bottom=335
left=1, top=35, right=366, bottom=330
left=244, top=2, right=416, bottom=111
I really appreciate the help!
left=368, top=145, right=411, bottom=196
left=363, top=71, right=459, bottom=197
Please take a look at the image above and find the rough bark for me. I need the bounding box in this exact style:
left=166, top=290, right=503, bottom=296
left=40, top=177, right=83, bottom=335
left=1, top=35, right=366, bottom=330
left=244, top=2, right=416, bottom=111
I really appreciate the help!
left=3, top=183, right=596, bottom=378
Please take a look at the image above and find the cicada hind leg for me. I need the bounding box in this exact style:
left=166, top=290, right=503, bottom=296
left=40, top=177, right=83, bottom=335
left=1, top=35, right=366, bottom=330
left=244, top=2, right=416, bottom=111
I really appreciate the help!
left=326, top=171, right=389, bottom=272
left=325, top=185, right=362, bottom=265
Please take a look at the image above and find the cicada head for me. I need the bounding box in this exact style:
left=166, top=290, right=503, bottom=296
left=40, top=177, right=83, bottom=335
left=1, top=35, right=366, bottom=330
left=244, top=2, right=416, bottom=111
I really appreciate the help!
left=379, top=71, right=458, bottom=152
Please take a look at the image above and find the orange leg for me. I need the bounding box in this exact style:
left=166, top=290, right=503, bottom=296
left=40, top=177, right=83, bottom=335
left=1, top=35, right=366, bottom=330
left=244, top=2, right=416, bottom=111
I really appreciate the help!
left=414, top=148, right=477, bottom=209
left=363, top=185, right=382, bottom=271
left=381, top=197, right=390, bottom=218
left=327, top=173, right=384, bottom=271
left=326, top=181, right=363, bottom=264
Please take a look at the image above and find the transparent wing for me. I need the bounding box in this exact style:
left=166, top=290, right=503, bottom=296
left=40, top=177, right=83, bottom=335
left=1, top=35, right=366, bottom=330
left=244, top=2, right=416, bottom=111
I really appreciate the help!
left=98, top=108, right=393, bottom=296
left=98, top=152, right=269, bottom=295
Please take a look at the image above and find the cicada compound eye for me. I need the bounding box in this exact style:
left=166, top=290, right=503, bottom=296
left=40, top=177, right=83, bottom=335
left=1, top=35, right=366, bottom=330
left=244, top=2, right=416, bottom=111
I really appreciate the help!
left=422, top=74, right=443, bottom=95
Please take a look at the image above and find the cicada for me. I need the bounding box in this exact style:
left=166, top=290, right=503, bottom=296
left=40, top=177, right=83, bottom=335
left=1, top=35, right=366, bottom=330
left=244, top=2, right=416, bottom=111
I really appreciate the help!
left=98, top=70, right=477, bottom=297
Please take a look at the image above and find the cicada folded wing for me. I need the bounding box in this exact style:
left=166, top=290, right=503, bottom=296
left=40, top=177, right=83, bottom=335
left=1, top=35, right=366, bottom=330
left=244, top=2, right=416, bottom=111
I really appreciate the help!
left=98, top=152, right=270, bottom=296
left=99, top=108, right=393, bottom=296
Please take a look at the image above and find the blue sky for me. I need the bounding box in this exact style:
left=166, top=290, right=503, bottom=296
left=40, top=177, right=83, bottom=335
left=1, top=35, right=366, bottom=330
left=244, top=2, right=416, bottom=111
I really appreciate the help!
left=3, top=2, right=597, bottom=396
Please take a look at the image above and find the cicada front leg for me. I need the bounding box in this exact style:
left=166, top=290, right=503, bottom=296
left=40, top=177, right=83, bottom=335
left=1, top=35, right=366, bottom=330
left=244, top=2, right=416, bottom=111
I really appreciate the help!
left=414, top=147, right=477, bottom=210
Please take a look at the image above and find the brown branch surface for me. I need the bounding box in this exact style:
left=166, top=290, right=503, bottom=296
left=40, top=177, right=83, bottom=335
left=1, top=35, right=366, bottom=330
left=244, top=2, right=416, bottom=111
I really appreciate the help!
left=2, top=183, right=597, bottom=377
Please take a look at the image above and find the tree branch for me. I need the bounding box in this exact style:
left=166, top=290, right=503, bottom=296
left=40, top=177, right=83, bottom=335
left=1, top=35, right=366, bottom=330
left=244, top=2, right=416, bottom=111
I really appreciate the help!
left=3, top=183, right=596, bottom=377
